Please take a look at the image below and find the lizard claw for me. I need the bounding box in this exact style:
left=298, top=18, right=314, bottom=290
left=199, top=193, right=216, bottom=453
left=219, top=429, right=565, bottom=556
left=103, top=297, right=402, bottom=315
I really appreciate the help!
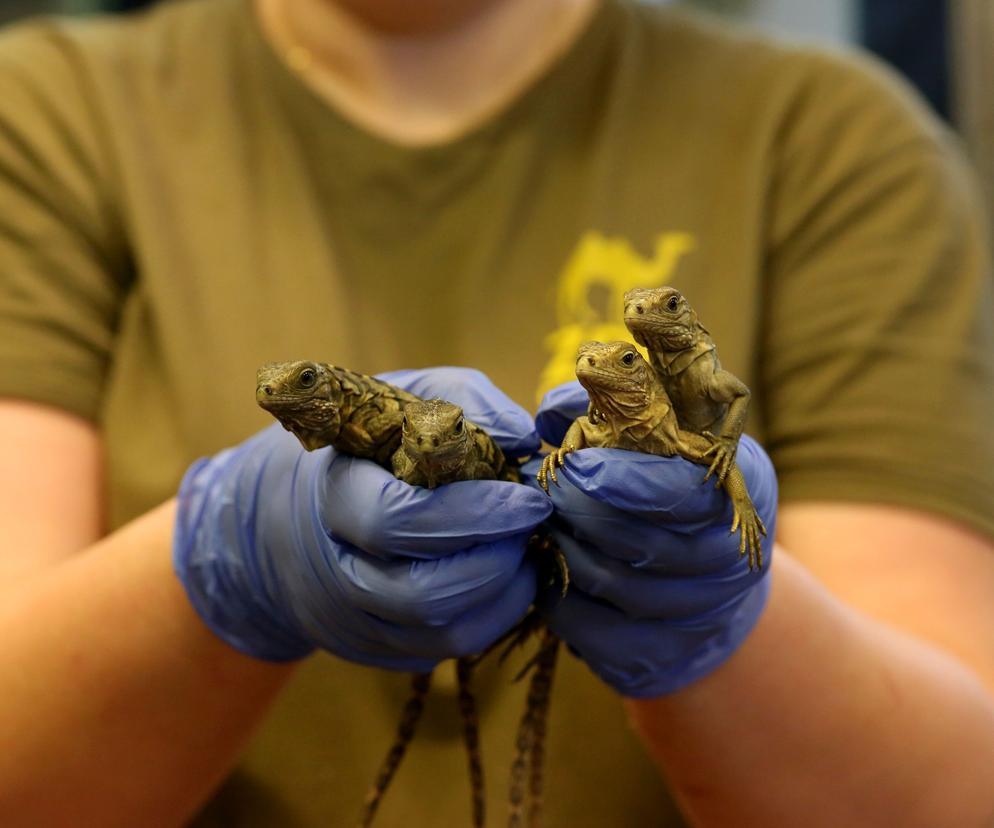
left=537, top=444, right=574, bottom=494
left=729, top=502, right=767, bottom=572
left=537, top=458, right=553, bottom=493
left=537, top=467, right=548, bottom=494
left=701, top=431, right=737, bottom=486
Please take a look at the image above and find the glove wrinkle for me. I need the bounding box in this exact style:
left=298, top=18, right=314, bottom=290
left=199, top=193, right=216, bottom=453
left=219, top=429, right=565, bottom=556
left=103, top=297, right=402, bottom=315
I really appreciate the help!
left=321, top=456, right=551, bottom=558
left=334, top=539, right=527, bottom=627
left=552, top=533, right=760, bottom=619
left=527, top=386, right=778, bottom=698
left=174, top=367, right=548, bottom=674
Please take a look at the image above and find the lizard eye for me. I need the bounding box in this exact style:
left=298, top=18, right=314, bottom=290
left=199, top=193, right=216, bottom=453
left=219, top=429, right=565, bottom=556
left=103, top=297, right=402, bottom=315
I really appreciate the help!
left=454, top=418, right=464, bottom=434
left=667, top=296, right=680, bottom=312
left=621, top=351, right=636, bottom=366
left=298, top=368, right=316, bottom=388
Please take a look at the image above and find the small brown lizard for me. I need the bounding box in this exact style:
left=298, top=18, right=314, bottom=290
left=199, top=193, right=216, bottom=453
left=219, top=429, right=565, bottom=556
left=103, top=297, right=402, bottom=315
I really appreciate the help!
left=538, top=341, right=766, bottom=570
left=358, top=398, right=521, bottom=828
left=392, top=400, right=563, bottom=828
left=257, top=364, right=562, bottom=826
left=256, top=360, right=419, bottom=466
left=254, top=369, right=476, bottom=826
left=389, top=400, right=562, bottom=828
left=392, top=397, right=518, bottom=487
left=623, top=287, right=751, bottom=483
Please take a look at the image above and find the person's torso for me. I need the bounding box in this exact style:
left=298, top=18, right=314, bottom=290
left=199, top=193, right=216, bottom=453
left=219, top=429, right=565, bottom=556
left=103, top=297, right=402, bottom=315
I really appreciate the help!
left=46, top=1, right=825, bottom=824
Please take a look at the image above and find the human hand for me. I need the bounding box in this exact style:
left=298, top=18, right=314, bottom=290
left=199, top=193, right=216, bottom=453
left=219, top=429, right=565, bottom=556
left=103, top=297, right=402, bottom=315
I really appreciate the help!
left=173, top=368, right=552, bottom=671
left=526, top=381, right=777, bottom=698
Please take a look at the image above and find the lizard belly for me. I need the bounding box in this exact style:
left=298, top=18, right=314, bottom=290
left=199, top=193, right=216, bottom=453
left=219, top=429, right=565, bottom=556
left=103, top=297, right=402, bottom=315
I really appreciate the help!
left=665, top=369, right=725, bottom=434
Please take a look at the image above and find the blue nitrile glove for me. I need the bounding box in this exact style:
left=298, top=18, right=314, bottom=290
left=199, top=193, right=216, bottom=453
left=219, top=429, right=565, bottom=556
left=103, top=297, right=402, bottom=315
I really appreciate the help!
left=527, top=381, right=777, bottom=698
left=174, top=368, right=552, bottom=672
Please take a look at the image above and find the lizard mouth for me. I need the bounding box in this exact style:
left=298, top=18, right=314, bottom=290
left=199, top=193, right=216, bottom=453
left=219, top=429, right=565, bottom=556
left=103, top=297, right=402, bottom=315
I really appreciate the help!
left=256, top=387, right=316, bottom=411
left=255, top=385, right=277, bottom=407
left=256, top=392, right=343, bottom=446
left=576, top=364, right=643, bottom=392
left=406, top=444, right=466, bottom=470
left=575, top=358, right=653, bottom=420
left=625, top=319, right=696, bottom=349
left=256, top=390, right=334, bottom=417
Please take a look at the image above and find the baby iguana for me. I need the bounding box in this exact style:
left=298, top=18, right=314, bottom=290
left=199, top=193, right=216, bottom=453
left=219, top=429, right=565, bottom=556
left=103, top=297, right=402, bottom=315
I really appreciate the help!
left=391, top=400, right=562, bottom=828
left=384, top=399, right=563, bottom=828
left=623, top=287, right=751, bottom=483
left=392, top=397, right=518, bottom=487
left=354, top=399, right=517, bottom=828
left=538, top=341, right=766, bottom=570
left=256, top=360, right=419, bottom=466
left=257, top=364, right=561, bottom=826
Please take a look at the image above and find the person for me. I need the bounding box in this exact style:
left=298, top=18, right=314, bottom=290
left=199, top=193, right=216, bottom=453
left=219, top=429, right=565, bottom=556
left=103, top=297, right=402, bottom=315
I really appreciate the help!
left=1, top=0, right=993, bottom=826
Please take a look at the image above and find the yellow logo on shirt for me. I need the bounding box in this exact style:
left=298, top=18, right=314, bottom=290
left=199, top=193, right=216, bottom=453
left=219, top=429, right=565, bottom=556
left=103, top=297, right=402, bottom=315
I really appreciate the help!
left=536, top=231, right=696, bottom=403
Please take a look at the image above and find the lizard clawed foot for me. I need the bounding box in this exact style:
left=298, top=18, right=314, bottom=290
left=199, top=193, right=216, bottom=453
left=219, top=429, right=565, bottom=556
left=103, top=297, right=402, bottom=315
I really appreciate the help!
left=730, top=505, right=767, bottom=572
left=537, top=444, right=574, bottom=493
left=700, top=431, right=737, bottom=485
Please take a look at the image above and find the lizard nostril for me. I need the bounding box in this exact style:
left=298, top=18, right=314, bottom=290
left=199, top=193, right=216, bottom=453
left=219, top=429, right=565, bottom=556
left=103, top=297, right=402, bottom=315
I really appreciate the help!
left=636, top=305, right=644, bottom=314
left=263, top=385, right=273, bottom=396
left=587, top=357, right=596, bottom=366
left=432, top=436, right=440, bottom=447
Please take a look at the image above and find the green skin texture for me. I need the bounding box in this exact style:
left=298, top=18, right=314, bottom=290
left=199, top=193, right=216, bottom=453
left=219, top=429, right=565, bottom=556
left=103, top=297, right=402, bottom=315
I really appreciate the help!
left=392, top=398, right=518, bottom=487
left=539, top=341, right=766, bottom=570
left=622, top=286, right=751, bottom=484
left=383, top=398, right=511, bottom=828
left=255, top=360, right=419, bottom=467
left=392, top=404, right=559, bottom=828
left=255, top=365, right=533, bottom=828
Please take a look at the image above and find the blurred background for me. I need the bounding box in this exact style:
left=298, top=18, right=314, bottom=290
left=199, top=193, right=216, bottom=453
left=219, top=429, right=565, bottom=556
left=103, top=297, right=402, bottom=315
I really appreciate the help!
left=1, top=0, right=990, bottom=225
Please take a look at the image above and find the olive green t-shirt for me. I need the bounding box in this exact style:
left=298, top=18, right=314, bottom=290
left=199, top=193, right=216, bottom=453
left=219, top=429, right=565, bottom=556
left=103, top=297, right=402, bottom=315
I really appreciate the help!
left=2, top=1, right=994, bottom=826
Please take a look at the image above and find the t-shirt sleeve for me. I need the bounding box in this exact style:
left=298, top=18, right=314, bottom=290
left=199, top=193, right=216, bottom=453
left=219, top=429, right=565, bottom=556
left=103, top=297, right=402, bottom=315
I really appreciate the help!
left=760, top=46, right=994, bottom=539
left=0, top=21, right=129, bottom=422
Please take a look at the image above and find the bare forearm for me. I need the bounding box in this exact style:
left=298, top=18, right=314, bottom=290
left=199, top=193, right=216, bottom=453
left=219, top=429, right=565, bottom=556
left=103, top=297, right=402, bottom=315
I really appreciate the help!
left=625, top=551, right=994, bottom=827
left=0, top=501, right=296, bottom=827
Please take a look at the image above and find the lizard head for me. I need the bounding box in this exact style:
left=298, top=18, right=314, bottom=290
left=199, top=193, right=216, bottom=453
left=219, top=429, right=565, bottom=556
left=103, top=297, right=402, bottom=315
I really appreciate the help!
left=623, top=286, right=700, bottom=351
left=256, top=360, right=345, bottom=450
left=400, top=399, right=472, bottom=487
left=575, top=341, right=655, bottom=418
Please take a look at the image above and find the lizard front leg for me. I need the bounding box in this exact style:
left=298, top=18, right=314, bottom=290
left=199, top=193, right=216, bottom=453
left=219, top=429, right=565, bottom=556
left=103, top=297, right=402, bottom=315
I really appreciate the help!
left=701, top=371, right=750, bottom=483
left=720, top=462, right=767, bottom=571
left=671, top=430, right=766, bottom=571
left=537, top=419, right=588, bottom=493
